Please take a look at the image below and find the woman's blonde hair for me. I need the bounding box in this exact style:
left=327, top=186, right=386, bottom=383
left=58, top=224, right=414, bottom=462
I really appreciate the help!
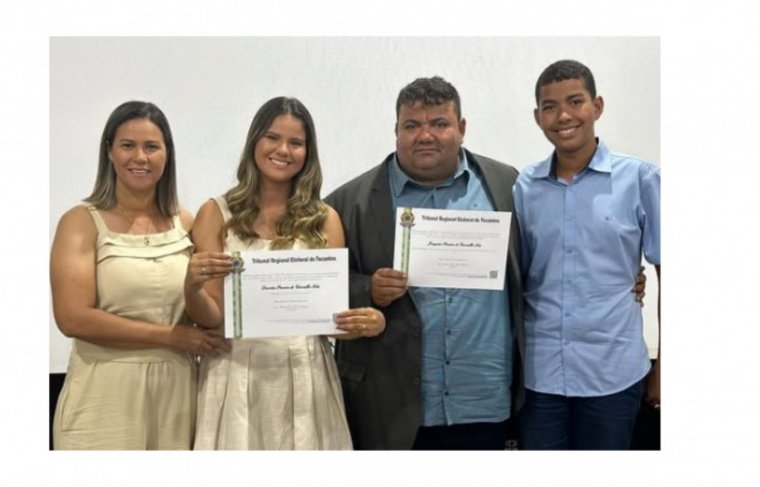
left=224, top=97, right=327, bottom=249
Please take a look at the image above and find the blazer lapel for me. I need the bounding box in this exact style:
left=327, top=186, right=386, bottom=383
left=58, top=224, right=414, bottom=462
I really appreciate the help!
left=470, top=150, right=514, bottom=212
left=367, top=155, right=396, bottom=267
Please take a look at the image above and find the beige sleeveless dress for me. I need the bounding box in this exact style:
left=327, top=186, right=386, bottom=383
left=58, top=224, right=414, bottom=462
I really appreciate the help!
left=52, top=206, right=197, bottom=450
left=193, top=196, right=352, bottom=450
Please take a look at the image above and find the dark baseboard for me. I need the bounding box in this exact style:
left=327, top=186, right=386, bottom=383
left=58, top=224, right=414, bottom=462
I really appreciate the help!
left=49, top=371, right=659, bottom=450
left=49, top=373, right=65, bottom=451
left=631, top=401, right=661, bottom=450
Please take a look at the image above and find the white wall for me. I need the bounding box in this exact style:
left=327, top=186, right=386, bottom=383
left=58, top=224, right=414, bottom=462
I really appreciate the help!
left=49, top=37, right=660, bottom=372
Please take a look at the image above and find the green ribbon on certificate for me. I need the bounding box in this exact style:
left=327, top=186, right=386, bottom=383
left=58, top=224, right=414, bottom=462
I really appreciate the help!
left=231, top=251, right=244, bottom=339
left=399, top=207, right=415, bottom=274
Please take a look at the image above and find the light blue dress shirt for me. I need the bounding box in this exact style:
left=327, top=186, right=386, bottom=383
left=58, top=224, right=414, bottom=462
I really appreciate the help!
left=513, top=140, right=660, bottom=397
left=388, top=150, right=512, bottom=426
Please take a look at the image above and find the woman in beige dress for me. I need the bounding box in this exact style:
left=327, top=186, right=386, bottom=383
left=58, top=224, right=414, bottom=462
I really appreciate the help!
left=50, top=101, right=229, bottom=450
left=185, top=97, right=385, bottom=450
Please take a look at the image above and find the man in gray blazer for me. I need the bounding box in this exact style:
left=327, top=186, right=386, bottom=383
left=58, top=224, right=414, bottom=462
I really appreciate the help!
left=325, top=76, right=524, bottom=449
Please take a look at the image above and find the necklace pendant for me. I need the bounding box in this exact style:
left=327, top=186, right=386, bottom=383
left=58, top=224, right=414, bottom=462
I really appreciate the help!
left=144, top=235, right=151, bottom=246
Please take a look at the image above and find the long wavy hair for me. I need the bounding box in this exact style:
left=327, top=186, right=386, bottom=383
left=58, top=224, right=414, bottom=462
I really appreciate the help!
left=84, top=101, right=178, bottom=216
left=224, top=97, right=327, bottom=249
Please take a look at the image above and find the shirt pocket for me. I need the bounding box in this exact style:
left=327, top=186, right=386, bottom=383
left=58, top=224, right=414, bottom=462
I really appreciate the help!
left=583, top=196, right=641, bottom=262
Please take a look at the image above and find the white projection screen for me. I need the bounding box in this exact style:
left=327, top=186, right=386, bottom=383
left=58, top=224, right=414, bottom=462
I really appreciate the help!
left=49, top=37, right=660, bottom=372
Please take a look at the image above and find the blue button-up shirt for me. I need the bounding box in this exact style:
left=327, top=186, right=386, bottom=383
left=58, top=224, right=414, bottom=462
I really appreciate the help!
left=513, top=140, right=660, bottom=397
left=389, top=150, right=512, bottom=426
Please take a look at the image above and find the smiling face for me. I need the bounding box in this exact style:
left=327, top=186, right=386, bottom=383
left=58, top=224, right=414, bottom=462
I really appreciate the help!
left=534, top=78, right=604, bottom=163
left=395, top=101, right=466, bottom=186
left=253, top=114, right=307, bottom=188
left=109, top=118, right=167, bottom=195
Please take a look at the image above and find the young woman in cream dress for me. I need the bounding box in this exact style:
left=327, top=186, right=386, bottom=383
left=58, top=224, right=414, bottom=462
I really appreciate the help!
left=185, top=97, right=384, bottom=450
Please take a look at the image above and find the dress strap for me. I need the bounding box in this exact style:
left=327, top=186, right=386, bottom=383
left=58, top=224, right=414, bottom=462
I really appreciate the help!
left=171, top=213, right=184, bottom=232
left=85, top=205, right=110, bottom=235
left=213, top=196, right=232, bottom=224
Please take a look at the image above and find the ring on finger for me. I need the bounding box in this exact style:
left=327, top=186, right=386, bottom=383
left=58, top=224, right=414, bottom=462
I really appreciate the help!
left=201, top=266, right=207, bottom=274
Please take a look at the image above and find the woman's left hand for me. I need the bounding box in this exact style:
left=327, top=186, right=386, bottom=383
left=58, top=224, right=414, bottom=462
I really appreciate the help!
left=333, top=307, right=385, bottom=339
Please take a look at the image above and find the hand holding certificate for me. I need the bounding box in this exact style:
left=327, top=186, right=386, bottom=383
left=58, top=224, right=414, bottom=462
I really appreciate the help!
left=392, top=207, right=510, bottom=290
left=224, top=248, right=349, bottom=339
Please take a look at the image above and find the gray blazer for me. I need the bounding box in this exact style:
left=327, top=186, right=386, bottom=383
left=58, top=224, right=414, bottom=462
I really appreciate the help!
left=325, top=149, right=524, bottom=449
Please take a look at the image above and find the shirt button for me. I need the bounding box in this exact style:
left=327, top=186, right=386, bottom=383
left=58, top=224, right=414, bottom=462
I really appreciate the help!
left=444, top=391, right=450, bottom=396
left=446, top=330, right=453, bottom=336
left=566, top=215, right=574, bottom=221
left=565, top=248, right=573, bottom=254
left=447, top=297, right=453, bottom=304
left=564, top=312, right=571, bottom=317
left=412, top=377, right=420, bottom=385
left=445, top=360, right=450, bottom=366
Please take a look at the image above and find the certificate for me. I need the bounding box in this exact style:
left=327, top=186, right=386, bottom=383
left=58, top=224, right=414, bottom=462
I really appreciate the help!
left=224, top=248, right=348, bottom=339
left=392, top=207, right=510, bottom=290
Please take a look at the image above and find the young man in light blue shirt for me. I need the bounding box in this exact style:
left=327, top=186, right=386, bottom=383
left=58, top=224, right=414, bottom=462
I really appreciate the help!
left=513, top=60, right=661, bottom=450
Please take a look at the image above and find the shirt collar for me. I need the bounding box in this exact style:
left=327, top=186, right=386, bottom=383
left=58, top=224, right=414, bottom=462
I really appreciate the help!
left=389, top=149, right=470, bottom=197
left=533, top=138, right=612, bottom=179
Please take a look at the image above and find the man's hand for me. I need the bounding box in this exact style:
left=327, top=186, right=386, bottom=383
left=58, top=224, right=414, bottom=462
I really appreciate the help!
left=645, top=359, right=660, bottom=409
left=371, top=268, right=408, bottom=307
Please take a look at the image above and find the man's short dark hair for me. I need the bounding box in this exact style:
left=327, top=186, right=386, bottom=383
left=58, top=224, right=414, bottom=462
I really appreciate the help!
left=535, top=60, right=597, bottom=104
left=396, top=76, right=462, bottom=120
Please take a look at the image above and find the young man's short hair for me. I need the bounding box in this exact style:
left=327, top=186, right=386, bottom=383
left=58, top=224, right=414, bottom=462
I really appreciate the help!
left=535, top=60, right=597, bottom=104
